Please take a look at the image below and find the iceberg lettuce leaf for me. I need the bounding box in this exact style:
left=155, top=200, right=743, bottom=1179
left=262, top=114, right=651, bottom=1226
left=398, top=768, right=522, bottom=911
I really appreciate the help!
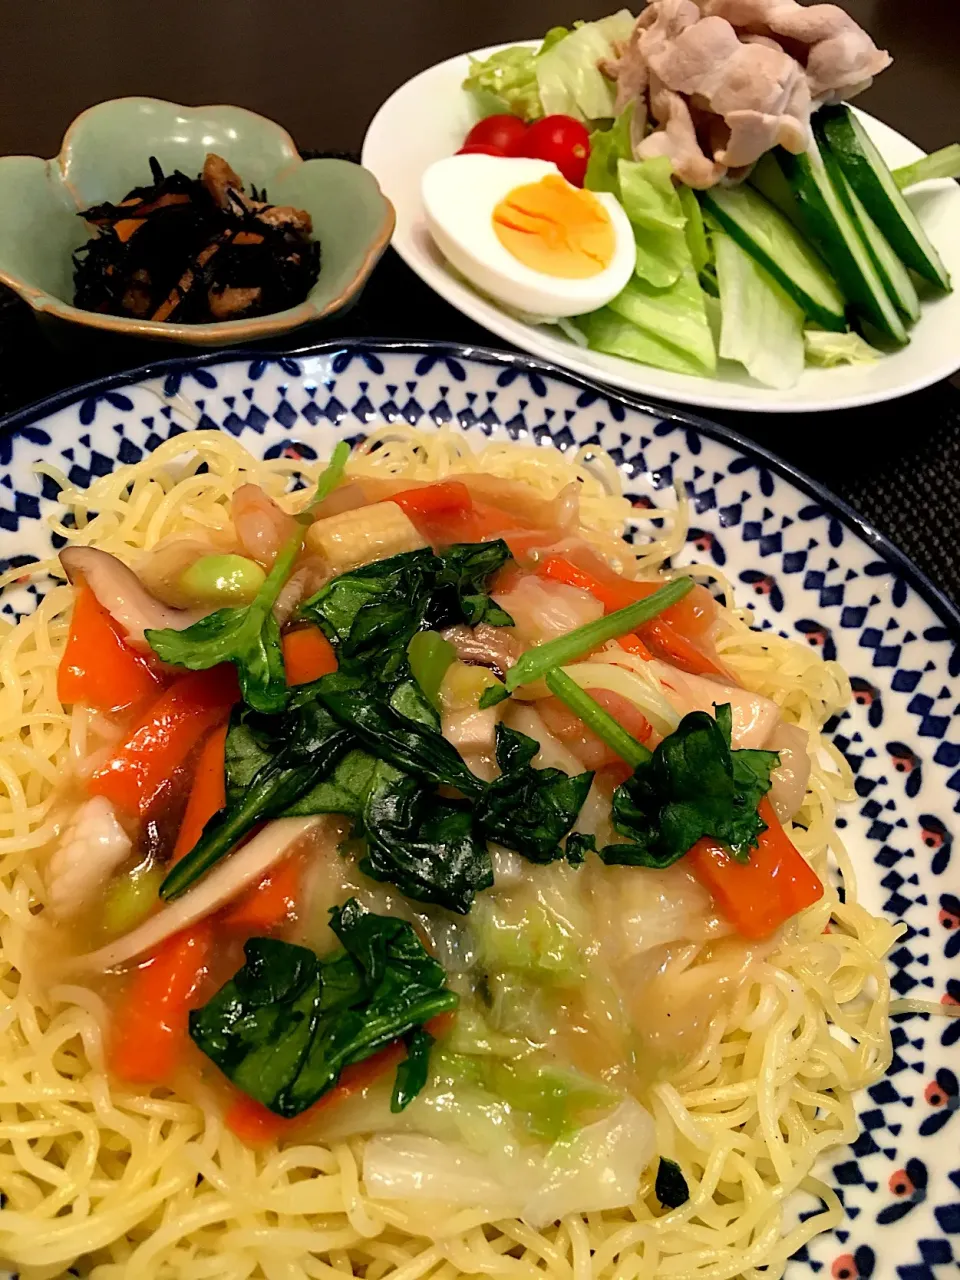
left=713, top=228, right=805, bottom=389
left=617, top=157, right=688, bottom=289
left=534, top=10, right=636, bottom=122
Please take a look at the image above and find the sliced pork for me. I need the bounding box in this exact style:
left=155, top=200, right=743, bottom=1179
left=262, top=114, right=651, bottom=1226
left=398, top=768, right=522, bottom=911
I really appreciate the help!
left=641, top=13, right=811, bottom=167
left=600, top=0, right=892, bottom=186
left=700, top=1, right=892, bottom=102
left=636, top=80, right=726, bottom=188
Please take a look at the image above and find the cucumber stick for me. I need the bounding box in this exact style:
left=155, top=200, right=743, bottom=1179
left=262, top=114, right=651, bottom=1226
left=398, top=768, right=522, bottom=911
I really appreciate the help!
left=701, top=184, right=847, bottom=331
left=834, top=172, right=920, bottom=324
left=816, top=105, right=951, bottom=291
left=750, top=152, right=804, bottom=229
left=775, top=138, right=908, bottom=346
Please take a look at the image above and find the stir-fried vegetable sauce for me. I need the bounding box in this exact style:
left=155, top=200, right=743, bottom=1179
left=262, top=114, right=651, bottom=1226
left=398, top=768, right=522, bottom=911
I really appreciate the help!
left=45, top=460, right=822, bottom=1165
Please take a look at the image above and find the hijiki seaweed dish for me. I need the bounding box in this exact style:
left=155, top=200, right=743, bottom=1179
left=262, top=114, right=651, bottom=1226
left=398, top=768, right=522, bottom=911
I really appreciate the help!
left=72, top=153, right=321, bottom=323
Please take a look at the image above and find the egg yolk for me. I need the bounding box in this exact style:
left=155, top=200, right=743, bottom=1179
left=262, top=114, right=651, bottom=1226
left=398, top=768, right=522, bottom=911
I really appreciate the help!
left=493, top=175, right=616, bottom=279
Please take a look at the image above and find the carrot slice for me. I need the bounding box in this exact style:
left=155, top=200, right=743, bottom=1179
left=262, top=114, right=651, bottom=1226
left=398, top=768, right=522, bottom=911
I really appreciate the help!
left=641, top=618, right=725, bottom=679
left=282, top=626, right=337, bottom=685
left=89, top=666, right=238, bottom=817
left=617, top=632, right=654, bottom=661
left=537, top=556, right=726, bottom=678
left=221, top=855, right=300, bottom=932
left=58, top=583, right=162, bottom=713
left=687, top=799, right=824, bottom=940
left=110, top=924, right=213, bottom=1084
left=391, top=481, right=473, bottom=521
left=424, top=1010, right=457, bottom=1041
left=170, top=723, right=229, bottom=865
left=113, top=218, right=145, bottom=242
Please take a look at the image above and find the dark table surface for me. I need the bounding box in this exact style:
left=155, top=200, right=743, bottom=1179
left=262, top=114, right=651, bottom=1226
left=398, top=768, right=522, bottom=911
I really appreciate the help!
left=0, top=0, right=957, bottom=609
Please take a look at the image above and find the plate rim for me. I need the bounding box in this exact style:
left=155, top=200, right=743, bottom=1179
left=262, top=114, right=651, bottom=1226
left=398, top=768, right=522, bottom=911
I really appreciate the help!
left=360, top=42, right=960, bottom=414
left=0, top=335, right=957, bottom=637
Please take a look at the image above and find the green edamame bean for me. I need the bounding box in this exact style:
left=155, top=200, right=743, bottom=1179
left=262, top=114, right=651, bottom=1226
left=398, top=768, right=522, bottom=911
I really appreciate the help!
left=179, top=554, right=266, bottom=605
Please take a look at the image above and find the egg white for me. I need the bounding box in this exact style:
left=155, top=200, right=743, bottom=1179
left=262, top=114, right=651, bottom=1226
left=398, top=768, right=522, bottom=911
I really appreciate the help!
left=421, top=154, right=636, bottom=319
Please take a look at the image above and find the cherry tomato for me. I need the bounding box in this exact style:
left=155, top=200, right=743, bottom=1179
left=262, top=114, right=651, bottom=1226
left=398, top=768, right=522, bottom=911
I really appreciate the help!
left=516, top=115, right=591, bottom=186
left=456, top=142, right=510, bottom=157
left=461, top=114, right=529, bottom=156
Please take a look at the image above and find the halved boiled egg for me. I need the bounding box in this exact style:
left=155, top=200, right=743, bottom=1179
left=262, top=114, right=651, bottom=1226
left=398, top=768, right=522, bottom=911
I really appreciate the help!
left=422, top=154, right=635, bottom=319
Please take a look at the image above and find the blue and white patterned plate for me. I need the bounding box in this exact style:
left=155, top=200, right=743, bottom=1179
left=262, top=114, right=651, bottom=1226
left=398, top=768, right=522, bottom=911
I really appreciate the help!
left=0, top=341, right=957, bottom=1280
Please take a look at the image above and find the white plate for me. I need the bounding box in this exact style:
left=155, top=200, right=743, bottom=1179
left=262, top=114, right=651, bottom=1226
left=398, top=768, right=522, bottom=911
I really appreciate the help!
left=361, top=41, right=960, bottom=414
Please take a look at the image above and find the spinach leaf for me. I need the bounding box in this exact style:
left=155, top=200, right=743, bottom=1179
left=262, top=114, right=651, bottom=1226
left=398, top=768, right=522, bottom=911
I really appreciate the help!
left=299, top=540, right=515, bottom=684
left=389, top=678, right=441, bottom=730
left=160, top=698, right=353, bottom=901
left=287, top=748, right=378, bottom=820
left=172, top=668, right=491, bottom=905
left=392, top=1028, right=434, bottom=1113
left=299, top=548, right=440, bottom=683
left=655, top=1157, right=689, bottom=1208
left=600, top=709, right=779, bottom=869
left=315, top=672, right=486, bottom=800
left=147, top=443, right=350, bottom=713
left=564, top=832, right=596, bottom=865
left=362, top=764, right=493, bottom=913
left=428, top=540, right=514, bottom=629
left=189, top=898, right=458, bottom=1118
left=223, top=709, right=274, bottom=805
left=477, top=725, right=594, bottom=865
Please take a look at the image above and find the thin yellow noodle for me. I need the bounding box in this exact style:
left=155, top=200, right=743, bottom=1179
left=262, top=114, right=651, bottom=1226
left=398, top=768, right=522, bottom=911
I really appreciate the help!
left=0, top=427, right=912, bottom=1278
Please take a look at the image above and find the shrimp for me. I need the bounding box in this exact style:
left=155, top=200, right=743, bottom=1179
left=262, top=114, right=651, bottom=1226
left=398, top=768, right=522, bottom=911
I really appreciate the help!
left=231, top=484, right=297, bottom=568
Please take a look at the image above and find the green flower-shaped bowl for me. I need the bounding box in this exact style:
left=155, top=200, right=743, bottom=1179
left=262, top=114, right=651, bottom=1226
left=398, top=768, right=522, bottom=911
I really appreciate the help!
left=0, top=97, right=395, bottom=346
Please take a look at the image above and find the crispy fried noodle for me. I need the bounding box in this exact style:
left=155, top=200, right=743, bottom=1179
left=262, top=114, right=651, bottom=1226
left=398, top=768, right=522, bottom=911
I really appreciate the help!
left=0, top=426, right=914, bottom=1279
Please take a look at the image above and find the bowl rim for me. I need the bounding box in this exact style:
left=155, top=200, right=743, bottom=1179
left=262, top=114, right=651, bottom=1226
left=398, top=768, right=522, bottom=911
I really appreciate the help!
left=0, top=334, right=956, bottom=638
left=0, top=96, right=396, bottom=344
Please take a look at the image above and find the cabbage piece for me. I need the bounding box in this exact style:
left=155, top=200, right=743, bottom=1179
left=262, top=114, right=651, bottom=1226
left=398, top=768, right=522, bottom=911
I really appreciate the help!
left=804, top=329, right=881, bottom=366
left=713, top=228, right=805, bottom=390
left=535, top=11, right=636, bottom=123
left=472, top=881, right=585, bottom=982
left=521, top=1098, right=656, bottom=1228
left=363, top=1134, right=522, bottom=1213
left=362, top=1096, right=656, bottom=1228
left=485, top=1057, right=615, bottom=1140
